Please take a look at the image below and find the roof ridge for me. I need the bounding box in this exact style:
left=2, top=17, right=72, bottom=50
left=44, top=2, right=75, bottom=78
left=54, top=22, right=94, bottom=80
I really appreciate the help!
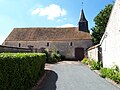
left=14, top=27, right=78, bottom=29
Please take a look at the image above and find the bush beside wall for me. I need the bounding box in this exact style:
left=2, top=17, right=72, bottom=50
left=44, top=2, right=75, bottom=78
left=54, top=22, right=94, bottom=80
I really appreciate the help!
left=0, top=53, right=46, bottom=90
left=82, top=58, right=120, bottom=84
left=81, top=58, right=102, bottom=70
left=100, top=65, right=120, bottom=84
left=45, top=49, right=61, bottom=63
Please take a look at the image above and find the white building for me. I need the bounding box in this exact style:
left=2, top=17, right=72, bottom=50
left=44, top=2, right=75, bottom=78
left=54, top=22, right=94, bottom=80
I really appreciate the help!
left=87, top=44, right=100, bottom=62
left=100, top=0, right=120, bottom=68
left=88, top=0, right=120, bottom=68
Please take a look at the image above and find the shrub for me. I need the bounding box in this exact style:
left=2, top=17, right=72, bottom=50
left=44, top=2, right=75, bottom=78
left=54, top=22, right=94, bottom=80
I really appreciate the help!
left=89, top=60, right=102, bottom=70
left=115, top=72, right=120, bottom=84
left=82, top=58, right=120, bottom=84
left=111, top=65, right=119, bottom=72
left=45, top=48, right=61, bottom=63
left=60, top=55, right=66, bottom=60
left=81, top=58, right=90, bottom=65
left=81, top=58, right=102, bottom=70
left=0, top=53, right=46, bottom=90
left=100, top=68, right=108, bottom=78
left=100, top=65, right=120, bottom=84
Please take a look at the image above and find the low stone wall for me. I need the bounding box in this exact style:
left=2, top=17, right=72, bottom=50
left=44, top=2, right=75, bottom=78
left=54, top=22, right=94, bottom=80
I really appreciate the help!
left=0, top=45, right=32, bottom=53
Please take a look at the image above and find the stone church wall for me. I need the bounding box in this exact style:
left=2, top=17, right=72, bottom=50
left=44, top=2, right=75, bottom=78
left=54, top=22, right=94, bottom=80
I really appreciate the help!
left=3, top=40, right=92, bottom=59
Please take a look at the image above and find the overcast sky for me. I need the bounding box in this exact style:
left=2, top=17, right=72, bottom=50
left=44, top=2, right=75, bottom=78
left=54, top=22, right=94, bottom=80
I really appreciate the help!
left=0, top=0, right=114, bottom=45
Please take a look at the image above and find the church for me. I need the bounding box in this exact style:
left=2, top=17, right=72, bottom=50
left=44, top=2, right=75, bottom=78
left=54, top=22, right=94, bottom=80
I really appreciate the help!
left=3, top=9, right=92, bottom=60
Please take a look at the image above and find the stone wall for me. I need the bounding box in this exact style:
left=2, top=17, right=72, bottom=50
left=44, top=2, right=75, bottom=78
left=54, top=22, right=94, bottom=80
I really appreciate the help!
left=0, top=45, right=32, bottom=53
left=3, top=40, right=92, bottom=58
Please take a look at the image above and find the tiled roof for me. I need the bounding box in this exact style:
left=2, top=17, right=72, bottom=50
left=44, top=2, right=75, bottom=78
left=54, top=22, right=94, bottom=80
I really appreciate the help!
left=5, top=27, right=92, bottom=41
left=87, top=44, right=100, bottom=51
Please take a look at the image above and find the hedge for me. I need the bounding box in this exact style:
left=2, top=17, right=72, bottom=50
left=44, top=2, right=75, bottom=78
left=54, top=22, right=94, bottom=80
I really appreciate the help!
left=0, top=53, right=46, bottom=90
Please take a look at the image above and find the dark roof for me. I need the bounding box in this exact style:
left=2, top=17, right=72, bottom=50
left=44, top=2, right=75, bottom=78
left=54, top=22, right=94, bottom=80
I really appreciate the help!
left=5, top=27, right=91, bottom=41
left=80, top=9, right=87, bottom=22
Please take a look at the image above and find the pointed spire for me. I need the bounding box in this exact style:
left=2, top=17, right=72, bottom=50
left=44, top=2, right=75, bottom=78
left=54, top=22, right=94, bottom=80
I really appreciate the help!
left=78, top=9, right=89, bottom=32
left=80, top=9, right=87, bottom=21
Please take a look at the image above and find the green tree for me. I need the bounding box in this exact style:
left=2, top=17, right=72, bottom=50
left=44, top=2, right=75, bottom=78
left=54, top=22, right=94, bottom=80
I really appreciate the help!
left=91, top=4, right=113, bottom=45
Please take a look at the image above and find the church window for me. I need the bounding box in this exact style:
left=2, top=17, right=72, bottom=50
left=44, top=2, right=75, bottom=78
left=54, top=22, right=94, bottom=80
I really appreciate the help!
left=19, top=43, right=21, bottom=47
left=47, top=42, right=49, bottom=46
left=70, top=42, right=73, bottom=46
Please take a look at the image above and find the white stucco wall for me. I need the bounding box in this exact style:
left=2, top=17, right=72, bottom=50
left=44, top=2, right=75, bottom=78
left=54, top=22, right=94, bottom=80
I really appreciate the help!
left=101, top=0, right=120, bottom=68
left=88, top=47, right=98, bottom=62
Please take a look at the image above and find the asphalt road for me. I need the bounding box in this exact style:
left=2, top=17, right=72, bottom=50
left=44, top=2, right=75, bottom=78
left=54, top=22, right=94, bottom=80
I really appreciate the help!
left=37, top=61, right=120, bottom=90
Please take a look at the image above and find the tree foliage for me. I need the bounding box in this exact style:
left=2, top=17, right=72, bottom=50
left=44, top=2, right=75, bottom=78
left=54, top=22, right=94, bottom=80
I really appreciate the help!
left=91, top=4, right=113, bottom=45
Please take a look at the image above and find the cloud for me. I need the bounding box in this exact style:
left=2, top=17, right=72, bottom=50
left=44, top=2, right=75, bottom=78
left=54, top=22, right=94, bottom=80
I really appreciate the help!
left=57, top=19, right=61, bottom=22
left=32, top=4, right=66, bottom=20
left=60, top=24, right=75, bottom=27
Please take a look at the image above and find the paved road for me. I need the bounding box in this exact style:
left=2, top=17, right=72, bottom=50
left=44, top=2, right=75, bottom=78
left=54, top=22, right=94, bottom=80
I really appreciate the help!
left=37, top=61, right=120, bottom=90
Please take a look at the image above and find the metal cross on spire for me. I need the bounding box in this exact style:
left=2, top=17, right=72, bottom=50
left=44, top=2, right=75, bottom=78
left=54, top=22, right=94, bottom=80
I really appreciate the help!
left=81, top=0, right=84, bottom=9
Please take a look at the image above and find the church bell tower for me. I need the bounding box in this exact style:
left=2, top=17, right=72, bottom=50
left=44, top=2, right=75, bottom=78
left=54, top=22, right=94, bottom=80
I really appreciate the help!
left=78, top=9, right=89, bottom=32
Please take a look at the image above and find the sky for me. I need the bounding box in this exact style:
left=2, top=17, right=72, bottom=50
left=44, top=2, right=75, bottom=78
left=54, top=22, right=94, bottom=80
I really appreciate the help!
left=0, top=0, right=114, bottom=45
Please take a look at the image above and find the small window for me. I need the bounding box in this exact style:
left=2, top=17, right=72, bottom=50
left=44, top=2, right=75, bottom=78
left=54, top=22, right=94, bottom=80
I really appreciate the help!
left=19, top=43, right=21, bottom=47
left=47, top=42, right=49, bottom=46
left=70, top=42, right=72, bottom=46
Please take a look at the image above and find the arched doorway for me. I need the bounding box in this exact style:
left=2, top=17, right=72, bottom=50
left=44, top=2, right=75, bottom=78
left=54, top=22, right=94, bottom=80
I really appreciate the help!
left=75, top=47, right=84, bottom=61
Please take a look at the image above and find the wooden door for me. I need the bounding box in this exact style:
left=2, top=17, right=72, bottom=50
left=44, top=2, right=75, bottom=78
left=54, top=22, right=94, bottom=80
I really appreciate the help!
left=75, top=47, right=84, bottom=61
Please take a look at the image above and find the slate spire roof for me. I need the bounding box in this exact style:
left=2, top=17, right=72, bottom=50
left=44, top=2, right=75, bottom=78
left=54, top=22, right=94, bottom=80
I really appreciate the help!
left=78, top=9, right=89, bottom=32
left=80, top=9, right=87, bottom=22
